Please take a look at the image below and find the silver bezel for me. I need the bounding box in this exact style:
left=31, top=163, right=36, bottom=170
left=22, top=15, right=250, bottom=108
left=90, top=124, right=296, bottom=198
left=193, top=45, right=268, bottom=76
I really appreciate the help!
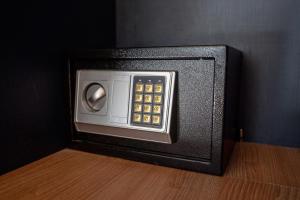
left=74, top=70, right=175, bottom=143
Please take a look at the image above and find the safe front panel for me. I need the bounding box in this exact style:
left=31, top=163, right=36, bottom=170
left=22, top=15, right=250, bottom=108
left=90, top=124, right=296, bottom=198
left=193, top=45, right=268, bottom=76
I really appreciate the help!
left=73, top=59, right=215, bottom=160
left=68, top=46, right=242, bottom=175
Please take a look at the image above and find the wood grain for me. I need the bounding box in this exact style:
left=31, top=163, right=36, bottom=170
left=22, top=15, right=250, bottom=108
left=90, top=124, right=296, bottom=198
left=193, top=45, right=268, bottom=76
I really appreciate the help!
left=225, top=142, right=300, bottom=187
left=0, top=142, right=299, bottom=200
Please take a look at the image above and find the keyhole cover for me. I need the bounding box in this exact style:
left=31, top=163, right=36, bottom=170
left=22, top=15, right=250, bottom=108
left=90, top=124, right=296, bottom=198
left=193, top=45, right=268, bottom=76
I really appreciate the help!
left=84, top=83, right=106, bottom=112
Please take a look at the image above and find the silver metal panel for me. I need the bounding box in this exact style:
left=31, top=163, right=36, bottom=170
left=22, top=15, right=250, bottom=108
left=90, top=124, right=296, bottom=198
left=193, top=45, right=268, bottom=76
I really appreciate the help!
left=74, top=70, right=175, bottom=143
left=110, top=79, right=130, bottom=124
left=75, top=123, right=172, bottom=144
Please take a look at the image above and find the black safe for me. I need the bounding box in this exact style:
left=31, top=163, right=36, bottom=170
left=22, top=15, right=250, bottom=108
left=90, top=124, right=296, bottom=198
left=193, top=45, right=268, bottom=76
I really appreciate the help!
left=68, top=46, right=242, bottom=175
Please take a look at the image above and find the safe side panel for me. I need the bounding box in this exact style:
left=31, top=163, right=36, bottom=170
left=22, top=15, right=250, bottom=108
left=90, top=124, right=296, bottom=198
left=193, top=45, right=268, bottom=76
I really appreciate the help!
left=75, top=59, right=215, bottom=160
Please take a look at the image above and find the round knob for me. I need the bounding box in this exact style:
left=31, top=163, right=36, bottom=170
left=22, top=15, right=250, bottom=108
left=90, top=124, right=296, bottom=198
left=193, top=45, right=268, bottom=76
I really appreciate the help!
left=85, top=83, right=106, bottom=112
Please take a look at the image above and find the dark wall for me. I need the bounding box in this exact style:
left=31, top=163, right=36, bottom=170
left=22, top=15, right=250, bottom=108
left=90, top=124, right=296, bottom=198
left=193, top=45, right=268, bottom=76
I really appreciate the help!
left=116, top=0, right=300, bottom=147
left=0, top=0, right=115, bottom=174
left=1, top=0, right=298, bottom=174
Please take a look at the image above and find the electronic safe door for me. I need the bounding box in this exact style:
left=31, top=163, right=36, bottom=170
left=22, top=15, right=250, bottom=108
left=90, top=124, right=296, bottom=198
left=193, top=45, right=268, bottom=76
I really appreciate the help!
left=74, top=70, right=176, bottom=144
left=73, top=59, right=215, bottom=160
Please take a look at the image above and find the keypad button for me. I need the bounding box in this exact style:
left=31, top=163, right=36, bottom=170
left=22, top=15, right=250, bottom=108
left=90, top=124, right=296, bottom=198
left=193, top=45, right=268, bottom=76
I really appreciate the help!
left=153, top=105, right=161, bottom=114
left=135, top=94, right=143, bottom=102
left=134, top=103, right=142, bottom=112
left=143, top=114, right=151, bottom=123
left=135, top=83, right=144, bottom=92
left=143, top=104, right=152, bottom=113
left=154, top=95, right=162, bottom=104
left=145, top=83, right=153, bottom=93
left=154, top=84, right=163, bottom=93
left=133, top=113, right=142, bottom=123
left=152, top=115, right=161, bottom=125
left=144, top=94, right=152, bottom=103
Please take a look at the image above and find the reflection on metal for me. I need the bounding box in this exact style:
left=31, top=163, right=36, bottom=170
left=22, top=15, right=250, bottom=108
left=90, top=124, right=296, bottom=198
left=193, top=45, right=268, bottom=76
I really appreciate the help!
left=85, top=83, right=106, bottom=112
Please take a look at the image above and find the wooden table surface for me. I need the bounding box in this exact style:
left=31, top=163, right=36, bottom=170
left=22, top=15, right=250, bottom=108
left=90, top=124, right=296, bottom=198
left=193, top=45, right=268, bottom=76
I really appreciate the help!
left=0, top=142, right=299, bottom=200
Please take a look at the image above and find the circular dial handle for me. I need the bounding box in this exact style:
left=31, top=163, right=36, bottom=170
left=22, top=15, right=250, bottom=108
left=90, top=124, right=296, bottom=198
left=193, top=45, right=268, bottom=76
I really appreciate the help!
left=85, top=83, right=106, bottom=111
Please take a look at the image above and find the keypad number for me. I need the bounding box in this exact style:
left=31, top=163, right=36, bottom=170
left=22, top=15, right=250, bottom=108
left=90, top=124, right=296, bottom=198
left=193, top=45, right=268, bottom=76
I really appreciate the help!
left=153, top=105, right=161, bottom=114
left=133, top=113, right=142, bottom=123
left=134, top=103, right=142, bottom=112
left=144, top=94, right=152, bottom=103
left=145, top=84, right=153, bottom=93
left=154, top=95, right=162, bottom=104
left=135, top=83, right=144, bottom=92
left=152, top=115, right=161, bottom=125
left=135, top=94, right=143, bottom=102
left=143, top=104, right=152, bottom=113
left=143, top=114, right=151, bottom=123
left=154, top=84, right=163, bottom=93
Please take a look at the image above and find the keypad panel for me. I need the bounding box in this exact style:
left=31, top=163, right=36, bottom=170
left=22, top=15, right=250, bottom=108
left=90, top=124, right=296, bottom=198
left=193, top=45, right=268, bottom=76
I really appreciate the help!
left=131, top=76, right=165, bottom=128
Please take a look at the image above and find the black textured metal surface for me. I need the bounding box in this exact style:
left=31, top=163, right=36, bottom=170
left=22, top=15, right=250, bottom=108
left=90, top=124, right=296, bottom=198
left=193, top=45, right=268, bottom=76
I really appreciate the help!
left=68, top=46, right=242, bottom=175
